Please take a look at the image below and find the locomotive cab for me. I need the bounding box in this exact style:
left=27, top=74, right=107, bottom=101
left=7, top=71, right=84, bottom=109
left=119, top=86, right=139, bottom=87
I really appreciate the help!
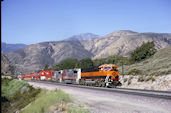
left=99, top=64, right=120, bottom=87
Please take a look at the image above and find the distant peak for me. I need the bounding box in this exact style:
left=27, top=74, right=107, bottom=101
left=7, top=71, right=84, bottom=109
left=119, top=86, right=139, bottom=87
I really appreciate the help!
left=65, top=33, right=99, bottom=41
left=107, top=30, right=138, bottom=36
left=115, top=30, right=137, bottom=33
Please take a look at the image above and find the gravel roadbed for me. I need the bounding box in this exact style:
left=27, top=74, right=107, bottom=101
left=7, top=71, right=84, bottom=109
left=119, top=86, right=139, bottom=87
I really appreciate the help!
left=28, top=81, right=171, bottom=113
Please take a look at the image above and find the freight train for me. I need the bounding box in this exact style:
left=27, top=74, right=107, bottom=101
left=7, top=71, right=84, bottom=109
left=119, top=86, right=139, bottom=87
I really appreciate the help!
left=18, top=64, right=121, bottom=87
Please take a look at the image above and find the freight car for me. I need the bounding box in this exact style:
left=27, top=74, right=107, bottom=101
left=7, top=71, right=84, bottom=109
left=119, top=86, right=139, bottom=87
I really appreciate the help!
left=18, top=64, right=121, bottom=87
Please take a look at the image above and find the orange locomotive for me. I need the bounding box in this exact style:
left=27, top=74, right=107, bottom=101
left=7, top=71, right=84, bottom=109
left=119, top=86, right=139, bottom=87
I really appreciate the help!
left=80, top=64, right=121, bottom=87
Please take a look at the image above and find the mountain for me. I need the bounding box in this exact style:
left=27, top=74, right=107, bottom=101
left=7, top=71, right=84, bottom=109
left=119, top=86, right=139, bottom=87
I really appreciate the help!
left=1, top=42, right=27, bottom=53
left=4, top=30, right=171, bottom=74
left=81, top=30, right=171, bottom=59
left=65, top=33, right=99, bottom=41
left=1, top=54, right=14, bottom=75
left=6, top=41, right=93, bottom=74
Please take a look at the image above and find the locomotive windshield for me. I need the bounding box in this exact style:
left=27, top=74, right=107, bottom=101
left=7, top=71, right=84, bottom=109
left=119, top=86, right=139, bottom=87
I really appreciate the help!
left=104, top=67, right=111, bottom=71
left=113, top=67, right=118, bottom=71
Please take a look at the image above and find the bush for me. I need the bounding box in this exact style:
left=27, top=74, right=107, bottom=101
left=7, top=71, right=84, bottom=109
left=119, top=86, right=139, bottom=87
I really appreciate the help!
left=130, top=41, right=157, bottom=62
left=78, top=58, right=94, bottom=68
left=128, top=69, right=142, bottom=75
left=52, top=58, right=79, bottom=70
left=138, top=76, right=145, bottom=82
left=145, top=76, right=155, bottom=82
left=123, top=78, right=128, bottom=82
left=150, top=72, right=160, bottom=76
left=93, top=55, right=130, bottom=66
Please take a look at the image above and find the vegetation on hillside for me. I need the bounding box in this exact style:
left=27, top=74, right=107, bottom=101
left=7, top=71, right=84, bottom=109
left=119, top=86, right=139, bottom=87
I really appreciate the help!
left=52, top=58, right=79, bottom=70
left=50, top=42, right=156, bottom=71
left=21, top=89, right=89, bottom=113
left=130, top=41, right=157, bottom=62
left=78, top=58, right=94, bottom=68
left=51, top=55, right=129, bottom=71
left=2, top=78, right=89, bottom=113
left=93, top=55, right=130, bottom=66
left=120, top=46, right=171, bottom=76
left=1, top=78, right=40, bottom=113
left=49, top=41, right=170, bottom=77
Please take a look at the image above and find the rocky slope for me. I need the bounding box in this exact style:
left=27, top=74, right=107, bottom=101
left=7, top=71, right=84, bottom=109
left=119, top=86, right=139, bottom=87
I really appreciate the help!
left=6, top=41, right=93, bottom=73
left=119, top=74, right=171, bottom=91
left=82, top=30, right=171, bottom=59
left=118, top=47, right=171, bottom=91
left=1, top=54, right=14, bottom=75
left=5, top=30, right=171, bottom=74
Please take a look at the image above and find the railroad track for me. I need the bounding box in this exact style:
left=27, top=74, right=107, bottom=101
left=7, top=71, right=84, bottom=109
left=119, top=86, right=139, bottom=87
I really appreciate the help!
left=28, top=80, right=171, bottom=100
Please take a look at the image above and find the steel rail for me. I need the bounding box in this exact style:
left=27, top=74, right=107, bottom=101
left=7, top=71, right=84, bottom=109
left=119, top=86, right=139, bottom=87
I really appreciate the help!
left=28, top=80, right=171, bottom=100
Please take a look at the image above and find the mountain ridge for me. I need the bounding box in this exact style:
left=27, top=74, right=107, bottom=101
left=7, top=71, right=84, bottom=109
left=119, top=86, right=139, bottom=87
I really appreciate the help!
left=1, top=42, right=27, bottom=53
left=4, top=30, right=171, bottom=74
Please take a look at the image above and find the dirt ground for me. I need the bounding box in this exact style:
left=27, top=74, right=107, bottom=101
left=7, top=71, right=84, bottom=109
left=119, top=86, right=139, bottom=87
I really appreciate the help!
left=28, top=81, right=171, bottom=113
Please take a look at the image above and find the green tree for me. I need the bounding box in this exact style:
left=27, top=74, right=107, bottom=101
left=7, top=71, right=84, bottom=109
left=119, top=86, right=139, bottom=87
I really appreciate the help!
left=78, top=58, right=94, bottom=68
left=130, top=41, right=157, bottom=62
left=52, top=58, right=78, bottom=70
left=44, top=64, right=49, bottom=70
left=93, top=55, right=130, bottom=66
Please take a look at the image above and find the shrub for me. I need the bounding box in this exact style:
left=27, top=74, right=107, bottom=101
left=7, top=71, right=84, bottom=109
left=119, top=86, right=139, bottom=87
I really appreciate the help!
left=138, top=76, right=145, bottom=82
left=150, top=72, right=160, bottom=76
left=130, top=41, right=157, bottom=62
left=52, top=58, right=79, bottom=70
left=127, top=76, right=133, bottom=85
left=145, top=76, right=155, bottom=82
left=78, top=58, right=94, bottom=68
left=123, top=78, right=128, bottom=82
left=128, top=69, right=142, bottom=75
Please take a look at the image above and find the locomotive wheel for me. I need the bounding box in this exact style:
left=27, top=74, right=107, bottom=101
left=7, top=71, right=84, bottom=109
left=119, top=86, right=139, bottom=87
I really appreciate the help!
left=79, top=79, right=84, bottom=85
left=98, top=80, right=102, bottom=87
left=99, top=83, right=102, bottom=87
left=95, top=80, right=100, bottom=87
left=101, top=81, right=106, bottom=87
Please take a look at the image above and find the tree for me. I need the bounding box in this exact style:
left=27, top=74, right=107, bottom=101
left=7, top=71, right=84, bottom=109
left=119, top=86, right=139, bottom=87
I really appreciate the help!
left=130, top=41, right=157, bottom=62
left=44, top=64, right=49, bottom=70
left=78, top=58, right=93, bottom=68
left=52, top=58, right=78, bottom=70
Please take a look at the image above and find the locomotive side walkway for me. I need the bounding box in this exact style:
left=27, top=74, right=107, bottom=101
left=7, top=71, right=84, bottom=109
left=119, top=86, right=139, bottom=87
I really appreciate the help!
left=28, top=81, right=171, bottom=113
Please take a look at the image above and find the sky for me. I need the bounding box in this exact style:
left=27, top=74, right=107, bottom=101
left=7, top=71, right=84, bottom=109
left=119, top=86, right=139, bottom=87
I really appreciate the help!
left=1, top=0, right=171, bottom=45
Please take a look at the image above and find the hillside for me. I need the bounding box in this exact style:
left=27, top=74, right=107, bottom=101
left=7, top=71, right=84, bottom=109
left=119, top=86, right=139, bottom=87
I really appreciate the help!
left=119, top=46, right=171, bottom=76
left=5, top=30, right=171, bottom=74
left=118, top=47, right=171, bottom=91
left=81, top=30, right=171, bottom=59
left=1, top=54, right=14, bottom=75
left=6, top=41, right=93, bottom=73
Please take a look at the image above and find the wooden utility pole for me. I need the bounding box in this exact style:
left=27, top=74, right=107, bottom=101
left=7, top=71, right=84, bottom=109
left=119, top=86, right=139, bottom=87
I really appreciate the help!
left=122, top=56, right=124, bottom=77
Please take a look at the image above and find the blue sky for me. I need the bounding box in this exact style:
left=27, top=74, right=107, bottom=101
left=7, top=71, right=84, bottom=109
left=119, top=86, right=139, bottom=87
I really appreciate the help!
left=2, top=0, right=171, bottom=44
